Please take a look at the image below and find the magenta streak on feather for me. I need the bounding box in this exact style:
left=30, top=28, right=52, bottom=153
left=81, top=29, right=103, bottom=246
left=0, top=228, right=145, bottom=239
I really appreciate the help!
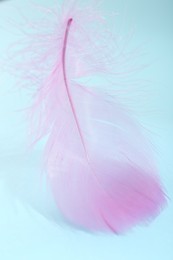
left=62, top=18, right=88, bottom=157
left=61, top=19, right=119, bottom=232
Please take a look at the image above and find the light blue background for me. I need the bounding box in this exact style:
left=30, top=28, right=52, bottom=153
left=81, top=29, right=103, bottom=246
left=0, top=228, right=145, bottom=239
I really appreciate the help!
left=0, top=0, right=172, bottom=259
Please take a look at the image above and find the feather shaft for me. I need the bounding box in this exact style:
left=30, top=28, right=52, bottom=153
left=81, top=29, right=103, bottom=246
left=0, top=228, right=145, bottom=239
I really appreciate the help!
left=62, top=17, right=88, bottom=158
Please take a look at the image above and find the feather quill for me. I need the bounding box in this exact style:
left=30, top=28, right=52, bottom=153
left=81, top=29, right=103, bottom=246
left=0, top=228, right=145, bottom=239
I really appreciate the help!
left=14, top=0, right=166, bottom=233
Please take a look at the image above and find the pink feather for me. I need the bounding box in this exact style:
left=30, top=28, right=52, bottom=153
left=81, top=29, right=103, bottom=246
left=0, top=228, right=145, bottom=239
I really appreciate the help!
left=15, top=0, right=166, bottom=233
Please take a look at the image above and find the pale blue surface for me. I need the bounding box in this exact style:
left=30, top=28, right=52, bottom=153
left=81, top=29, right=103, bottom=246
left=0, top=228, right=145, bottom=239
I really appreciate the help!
left=0, top=1, right=173, bottom=259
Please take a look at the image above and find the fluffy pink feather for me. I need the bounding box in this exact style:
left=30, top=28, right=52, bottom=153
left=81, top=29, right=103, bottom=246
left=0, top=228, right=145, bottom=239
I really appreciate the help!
left=15, top=0, right=166, bottom=233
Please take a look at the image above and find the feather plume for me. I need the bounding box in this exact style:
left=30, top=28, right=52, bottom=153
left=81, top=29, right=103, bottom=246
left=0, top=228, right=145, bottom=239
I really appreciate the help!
left=13, top=0, right=166, bottom=233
